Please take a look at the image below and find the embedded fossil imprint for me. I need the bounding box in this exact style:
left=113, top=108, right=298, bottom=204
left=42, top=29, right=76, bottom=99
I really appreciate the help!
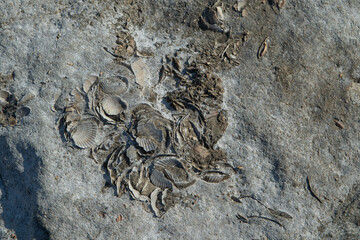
left=57, top=38, right=231, bottom=216
left=0, top=90, right=32, bottom=127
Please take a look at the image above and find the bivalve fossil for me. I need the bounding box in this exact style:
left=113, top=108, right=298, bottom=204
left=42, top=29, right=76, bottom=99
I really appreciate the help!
left=0, top=90, right=32, bottom=127
left=57, top=50, right=231, bottom=217
left=70, top=118, right=98, bottom=149
left=201, top=170, right=230, bottom=183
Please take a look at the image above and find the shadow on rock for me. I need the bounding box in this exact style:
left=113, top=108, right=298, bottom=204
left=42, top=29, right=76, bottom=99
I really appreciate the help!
left=0, top=136, right=49, bottom=240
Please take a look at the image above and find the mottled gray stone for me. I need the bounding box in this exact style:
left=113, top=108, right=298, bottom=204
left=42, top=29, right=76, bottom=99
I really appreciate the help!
left=0, top=0, right=359, bottom=239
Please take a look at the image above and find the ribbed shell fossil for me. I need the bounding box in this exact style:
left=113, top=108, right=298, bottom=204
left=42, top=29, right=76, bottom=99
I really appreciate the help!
left=136, top=137, right=158, bottom=152
left=150, top=169, right=173, bottom=190
left=70, top=119, right=98, bottom=149
left=58, top=57, right=231, bottom=217
left=101, top=95, right=127, bottom=116
left=99, top=76, right=128, bottom=95
left=201, top=170, right=230, bottom=183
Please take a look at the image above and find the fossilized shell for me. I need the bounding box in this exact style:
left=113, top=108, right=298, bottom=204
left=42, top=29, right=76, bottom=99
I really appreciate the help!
left=154, top=157, right=184, bottom=169
left=64, top=112, right=81, bottom=124
left=70, top=119, right=98, bottom=148
left=128, top=167, right=150, bottom=202
left=126, top=145, right=138, bottom=162
left=150, top=169, right=173, bottom=190
left=201, top=170, right=230, bottom=183
left=131, top=59, right=151, bottom=87
left=99, top=76, right=128, bottom=95
left=15, top=106, right=30, bottom=118
left=215, top=6, right=225, bottom=21
left=136, top=137, right=158, bottom=152
left=268, top=208, right=293, bottom=219
left=83, top=76, right=98, bottom=93
left=107, top=146, right=127, bottom=182
left=193, top=145, right=210, bottom=159
left=0, top=90, right=9, bottom=103
left=160, top=188, right=173, bottom=212
left=140, top=178, right=157, bottom=197
left=150, top=188, right=162, bottom=217
left=134, top=165, right=146, bottom=190
left=101, top=95, right=127, bottom=116
left=233, top=0, right=246, bottom=12
left=153, top=157, right=195, bottom=189
left=136, top=122, right=164, bottom=142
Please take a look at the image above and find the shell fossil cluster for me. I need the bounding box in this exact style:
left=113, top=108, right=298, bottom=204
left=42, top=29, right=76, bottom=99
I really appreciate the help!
left=57, top=53, right=231, bottom=217
left=0, top=90, right=32, bottom=127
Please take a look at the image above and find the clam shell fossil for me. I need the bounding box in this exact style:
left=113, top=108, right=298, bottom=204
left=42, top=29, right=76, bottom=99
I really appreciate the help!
left=136, top=137, right=158, bottom=152
left=70, top=119, right=98, bottom=149
left=154, top=157, right=184, bottom=169
left=150, top=169, right=173, bottom=190
left=131, top=59, right=151, bottom=87
left=153, top=157, right=195, bottom=189
left=99, top=76, right=128, bottom=95
left=201, top=170, right=230, bottom=183
left=101, top=95, right=127, bottom=116
left=57, top=65, right=231, bottom=217
left=150, top=188, right=162, bottom=217
left=126, top=145, right=138, bottom=162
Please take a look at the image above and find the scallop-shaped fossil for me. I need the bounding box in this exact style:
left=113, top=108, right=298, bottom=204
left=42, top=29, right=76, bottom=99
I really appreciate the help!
left=154, top=157, right=184, bottom=169
left=201, top=170, right=230, bottom=183
left=131, top=104, right=173, bottom=153
left=136, top=122, right=163, bottom=143
left=153, top=156, right=195, bottom=188
left=101, top=95, right=127, bottom=116
left=136, top=137, right=158, bottom=152
left=99, top=76, right=128, bottom=95
left=150, top=169, right=173, bottom=190
left=70, top=119, right=98, bottom=149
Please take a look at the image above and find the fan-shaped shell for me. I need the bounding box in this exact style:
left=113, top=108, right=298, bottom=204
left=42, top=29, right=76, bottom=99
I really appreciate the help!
left=201, top=170, right=230, bottom=183
left=153, top=157, right=189, bottom=183
left=150, top=169, right=173, bottom=190
left=101, top=95, right=126, bottom=116
left=136, top=137, right=158, bottom=152
left=136, top=122, right=163, bottom=143
left=154, top=157, right=184, bottom=169
left=99, top=76, right=128, bottom=95
left=70, top=119, right=98, bottom=148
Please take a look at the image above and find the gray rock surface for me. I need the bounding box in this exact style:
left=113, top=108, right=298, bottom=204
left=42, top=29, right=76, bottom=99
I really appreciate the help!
left=0, top=0, right=359, bottom=239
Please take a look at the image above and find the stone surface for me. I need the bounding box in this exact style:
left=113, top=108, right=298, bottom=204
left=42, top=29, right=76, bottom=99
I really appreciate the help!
left=0, top=0, right=359, bottom=239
